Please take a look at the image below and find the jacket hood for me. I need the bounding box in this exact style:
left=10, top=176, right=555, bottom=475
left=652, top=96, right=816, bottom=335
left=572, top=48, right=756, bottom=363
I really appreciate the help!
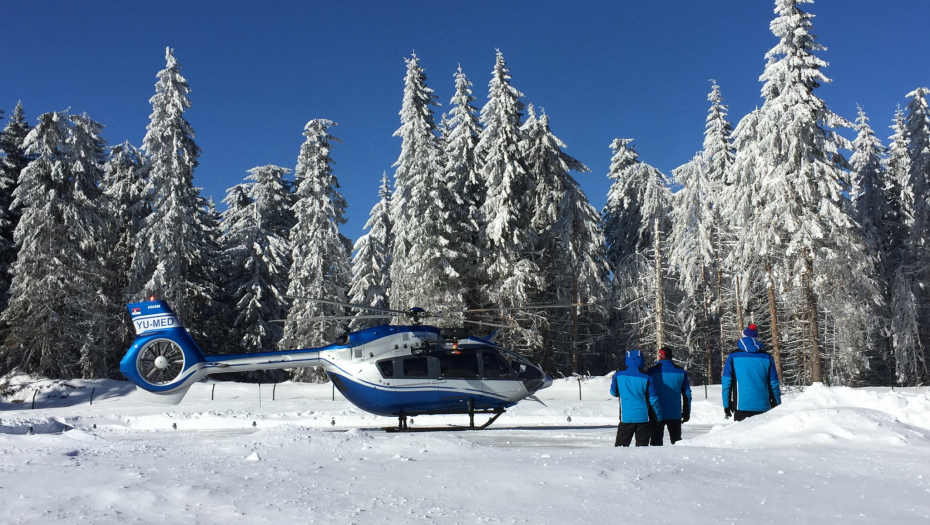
left=738, top=336, right=763, bottom=353
left=625, top=350, right=645, bottom=368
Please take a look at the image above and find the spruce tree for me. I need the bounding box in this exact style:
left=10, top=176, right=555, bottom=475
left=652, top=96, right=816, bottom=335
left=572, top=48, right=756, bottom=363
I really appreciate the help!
left=476, top=51, right=543, bottom=352
left=348, top=173, right=392, bottom=329
left=0, top=102, right=31, bottom=313
left=442, top=66, right=483, bottom=311
left=222, top=165, right=295, bottom=356
left=603, top=139, right=672, bottom=354
left=131, top=47, right=218, bottom=346
left=387, top=54, right=462, bottom=314
left=669, top=80, right=735, bottom=383
left=280, top=120, right=352, bottom=381
left=522, top=105, right=606, bottom=373
left=754, top=0, right=877, bottom=384
left=100, top=142, right=150, bottom=365
left=0, top=112, right=111, bottom=378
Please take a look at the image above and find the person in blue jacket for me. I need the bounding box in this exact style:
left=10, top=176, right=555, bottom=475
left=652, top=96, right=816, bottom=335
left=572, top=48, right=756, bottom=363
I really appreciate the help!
left=722, top=324, right=782, bottom=421
left=610, top=350, right=663, bottom=447
left=647, top=347, right=692, bottom=445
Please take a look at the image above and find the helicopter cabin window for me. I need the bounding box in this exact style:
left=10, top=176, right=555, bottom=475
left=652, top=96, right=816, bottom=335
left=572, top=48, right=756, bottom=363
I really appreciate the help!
left=481, top=351, right=513, bottom=379
left=402, top=357, right=430, bottom=377
left=377, top=359, right=394, bottom=378
left=439, top=351, right=480, bottom=379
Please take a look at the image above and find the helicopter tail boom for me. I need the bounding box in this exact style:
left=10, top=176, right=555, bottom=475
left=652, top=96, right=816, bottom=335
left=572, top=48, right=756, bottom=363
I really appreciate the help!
left=120, top=300, right=330, bottom=404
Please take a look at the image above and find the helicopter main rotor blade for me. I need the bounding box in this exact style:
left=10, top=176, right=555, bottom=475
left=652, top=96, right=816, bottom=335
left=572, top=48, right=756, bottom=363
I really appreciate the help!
left=460, top=319, right=510, bottom=328
left=269, top=314, right=394, bottom=323
left=286, top=296, right=409, bottom=316
left=463, top=303, right=588, bottom=313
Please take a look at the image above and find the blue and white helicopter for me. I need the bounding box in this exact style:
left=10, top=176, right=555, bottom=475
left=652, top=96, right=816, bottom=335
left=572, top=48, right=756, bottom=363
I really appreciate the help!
left=120, top=298, right=559, bottom=430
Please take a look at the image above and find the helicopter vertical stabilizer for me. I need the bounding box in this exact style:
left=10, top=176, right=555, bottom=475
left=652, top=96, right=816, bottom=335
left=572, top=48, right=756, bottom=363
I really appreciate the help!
left=119, top=300, right=207, bottom=404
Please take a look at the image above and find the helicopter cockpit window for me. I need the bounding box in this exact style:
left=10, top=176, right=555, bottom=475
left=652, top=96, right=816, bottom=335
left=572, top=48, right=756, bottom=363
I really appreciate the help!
left=377, top=359, right=394, bottom=378
left=439, top=351, right=479, bottom=379
left=402, top=357, right=430, bottom=377
left=481, top=351, right=514, bottom=379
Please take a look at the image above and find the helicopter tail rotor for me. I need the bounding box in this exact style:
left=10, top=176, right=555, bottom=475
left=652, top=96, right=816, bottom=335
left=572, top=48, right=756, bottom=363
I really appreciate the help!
left=120, top=300, right=207, bottom=405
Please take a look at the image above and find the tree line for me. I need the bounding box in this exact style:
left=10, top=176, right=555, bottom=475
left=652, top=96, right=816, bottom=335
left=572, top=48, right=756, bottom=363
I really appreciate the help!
left=0, top=0, right=927, bottom=386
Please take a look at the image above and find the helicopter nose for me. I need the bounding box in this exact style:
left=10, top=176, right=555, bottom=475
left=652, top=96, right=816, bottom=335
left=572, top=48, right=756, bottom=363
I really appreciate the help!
left=541, top=374, right=553, bottom=390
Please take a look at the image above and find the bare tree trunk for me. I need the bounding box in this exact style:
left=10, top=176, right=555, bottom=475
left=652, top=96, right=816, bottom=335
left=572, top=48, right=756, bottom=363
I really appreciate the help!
left=717, top=268, right=726, bottom=381
left=702, top=266, right=713, bottom=384
left=804, top=252, right=823, bottom=383
left=766, top=259, right=783, bottom=379
left=571, top=274, right=579, bottom=375
left=654, top=218, right=665, bottom=351
left=735, top=274, right=744, bottom=331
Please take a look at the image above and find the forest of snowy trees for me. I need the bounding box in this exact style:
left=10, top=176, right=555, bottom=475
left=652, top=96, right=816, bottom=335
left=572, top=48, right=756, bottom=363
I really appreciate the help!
left=0, top=0, right=928, bottom=386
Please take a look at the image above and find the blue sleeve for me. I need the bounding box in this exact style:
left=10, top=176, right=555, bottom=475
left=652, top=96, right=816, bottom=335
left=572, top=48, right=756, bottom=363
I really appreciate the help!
left=609, top=373, right=618, bottom=397
left=683, top=371, right=692, bottom=405
left=648, top=376, right=662, bottom=421
left=769, top=356, right=781, bottom=405
left=721, top=356, right=733, bottom=407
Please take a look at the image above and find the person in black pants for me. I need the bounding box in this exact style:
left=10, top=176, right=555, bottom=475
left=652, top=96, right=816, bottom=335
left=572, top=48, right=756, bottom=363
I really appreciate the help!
left=647, top=347, right=692, bottom=445
left=610, top=350, right=662, bottom=447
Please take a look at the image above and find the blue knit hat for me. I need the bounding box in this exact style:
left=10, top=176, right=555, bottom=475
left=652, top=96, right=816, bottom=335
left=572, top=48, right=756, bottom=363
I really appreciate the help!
left=743, top=324, right=758, bottom=338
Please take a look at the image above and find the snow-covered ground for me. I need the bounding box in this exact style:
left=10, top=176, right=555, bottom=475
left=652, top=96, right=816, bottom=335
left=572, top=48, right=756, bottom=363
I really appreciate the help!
left=1, top=374, right=928, bottom=524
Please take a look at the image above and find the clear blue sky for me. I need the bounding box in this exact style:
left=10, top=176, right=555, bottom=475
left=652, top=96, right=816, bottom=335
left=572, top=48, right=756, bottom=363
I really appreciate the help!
left=1, top=0, right=928, bottom=241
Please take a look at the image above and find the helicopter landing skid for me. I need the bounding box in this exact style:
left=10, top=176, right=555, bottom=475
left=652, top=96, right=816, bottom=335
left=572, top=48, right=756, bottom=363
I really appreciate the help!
left=384, top=408, right=506, bottom=433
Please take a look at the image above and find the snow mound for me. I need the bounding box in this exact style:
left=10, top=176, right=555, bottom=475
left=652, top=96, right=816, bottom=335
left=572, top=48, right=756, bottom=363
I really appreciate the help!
left=684, top=384, right=930, bottom=448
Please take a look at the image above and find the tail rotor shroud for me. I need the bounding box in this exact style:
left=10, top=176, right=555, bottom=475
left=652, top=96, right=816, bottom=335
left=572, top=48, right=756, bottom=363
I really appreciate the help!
left=137, top=339, right=186, bottom=386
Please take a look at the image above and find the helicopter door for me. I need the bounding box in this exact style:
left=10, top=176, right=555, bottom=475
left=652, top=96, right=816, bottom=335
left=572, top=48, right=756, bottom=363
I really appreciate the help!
left=436, top=350, right=483, bottom=411
left=480, top=349, right=525, bottom=402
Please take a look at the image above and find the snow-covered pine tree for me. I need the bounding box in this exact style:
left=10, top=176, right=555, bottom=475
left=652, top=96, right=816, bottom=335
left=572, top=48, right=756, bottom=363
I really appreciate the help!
left=0, top=102, right=31, bottom=313
left=131, top=47, right=218, bottom=348
left=754, top=0, right=878, bottom=384
left=521, top=105, right=607, bottom=373
left=100, top=142, right=149, bottom=365
left=476, top=51, right=544, bottom=353
left=442, top=66, right=483, bottom=311
left=669, top=80, right=735, bottom=383
left=0, top=112, right=112, bottom=378
left=896, top=87, right=930, bottom=383
left=387, top=53, right=464, bottom=317
left=280, top=119, right=352, bottom=382
left=603, top=138, right=672, bottom=356
left=847, top=106, right=895, bottom=382
left=885, top=107, right=920, bottom=384
left=222, top=165, right=294, bottom=359
left=348, top=173, right=392, bottom=330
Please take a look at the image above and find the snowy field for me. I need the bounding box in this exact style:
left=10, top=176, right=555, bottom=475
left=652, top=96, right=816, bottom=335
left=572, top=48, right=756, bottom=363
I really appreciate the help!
left=1, top=375, right=929, bottom=524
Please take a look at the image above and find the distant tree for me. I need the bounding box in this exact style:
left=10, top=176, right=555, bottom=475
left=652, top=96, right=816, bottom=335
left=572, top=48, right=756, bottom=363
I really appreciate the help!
left=0, top=112, right=111, bottom=378
left=896, top=87, right=930, bottom=383
left=348, top=173, right=393, bottom=330
left=603, top=138, right=672, bottom=354
left=280, top=119, right=352, bottom=382
left=131, top=47, right=218, bottom=348
left=100, top=142, right=149, bottom=363
left=222, top=165, right=294, bottom=358
left=0, top=102, right=32, bottom=313
left=848, top=107, right=895, bottom=382
left=669, top=80, right=734, bottom=383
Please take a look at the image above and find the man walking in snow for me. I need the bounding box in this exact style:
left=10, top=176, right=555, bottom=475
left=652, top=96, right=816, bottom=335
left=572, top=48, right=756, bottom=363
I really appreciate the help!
left=610, top=350, right=663, bottom=447
left=722, top=324, right=781, bottom=421
left=647, top=348, right=692, bottom=445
